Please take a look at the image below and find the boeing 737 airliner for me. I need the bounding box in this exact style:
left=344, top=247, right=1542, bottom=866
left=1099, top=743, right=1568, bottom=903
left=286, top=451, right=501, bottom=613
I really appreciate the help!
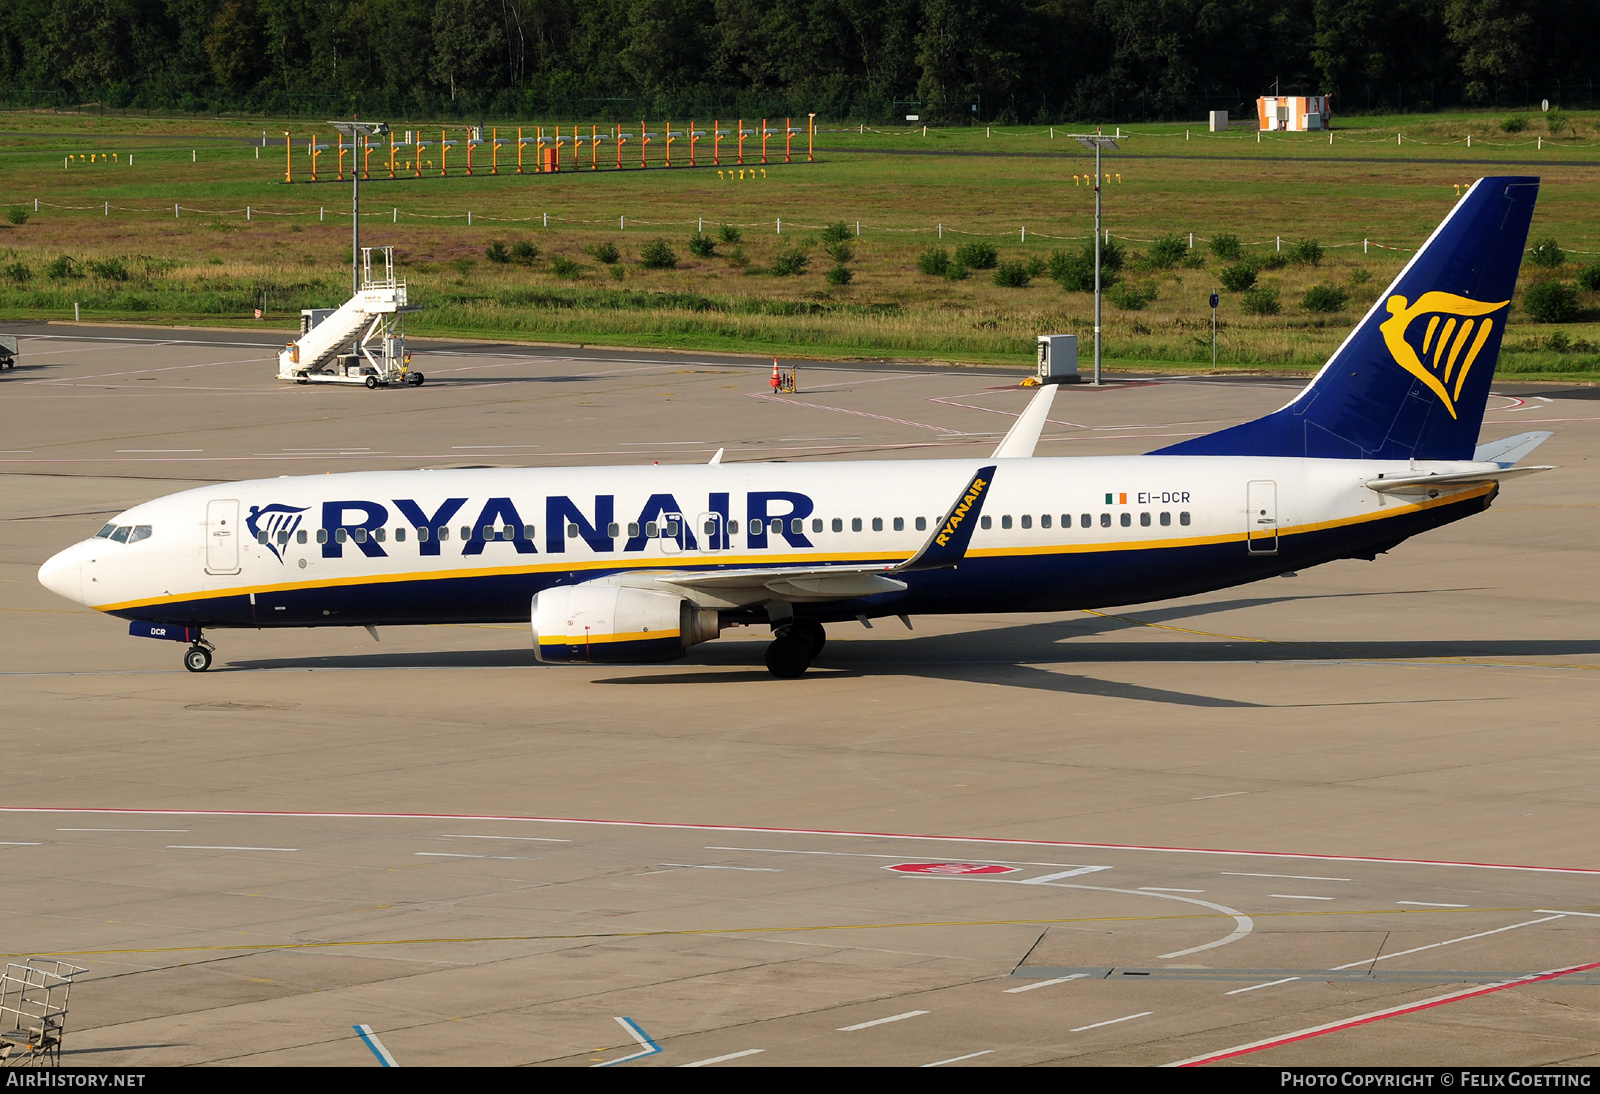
left=39, top=177, right=1552, bottom=677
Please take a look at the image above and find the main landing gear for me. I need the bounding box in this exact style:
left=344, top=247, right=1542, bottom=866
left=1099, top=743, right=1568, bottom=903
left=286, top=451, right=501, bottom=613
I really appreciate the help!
left=764, top=620, right=826, bottom=678
left=183, top=633, right=216, bottom=673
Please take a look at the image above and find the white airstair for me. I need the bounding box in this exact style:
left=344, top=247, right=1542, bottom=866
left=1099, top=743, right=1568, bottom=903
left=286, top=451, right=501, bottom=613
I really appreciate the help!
left=277, top=247, right=422, bottom=388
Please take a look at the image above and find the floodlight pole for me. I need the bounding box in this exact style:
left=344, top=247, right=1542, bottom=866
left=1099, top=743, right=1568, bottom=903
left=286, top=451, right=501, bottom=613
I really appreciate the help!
left=329, top=121, right=389, bottom=296
left=1093, top=139, right=1102, bottom=384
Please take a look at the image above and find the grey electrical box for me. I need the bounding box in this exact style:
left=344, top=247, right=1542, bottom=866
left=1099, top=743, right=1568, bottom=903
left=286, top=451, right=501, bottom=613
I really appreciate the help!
left=1209, top=110, right=1229, bottom=132
left=1036, top=334, right=1080, bottom=384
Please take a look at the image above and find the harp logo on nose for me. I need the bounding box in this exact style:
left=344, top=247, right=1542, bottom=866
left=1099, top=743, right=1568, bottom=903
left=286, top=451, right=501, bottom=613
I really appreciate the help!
left=1378, top=292, right=1510, bottom=419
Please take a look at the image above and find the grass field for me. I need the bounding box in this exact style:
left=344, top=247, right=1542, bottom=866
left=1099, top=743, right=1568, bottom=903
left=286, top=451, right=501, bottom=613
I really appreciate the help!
left=2, top=108, right=1598, bottom=377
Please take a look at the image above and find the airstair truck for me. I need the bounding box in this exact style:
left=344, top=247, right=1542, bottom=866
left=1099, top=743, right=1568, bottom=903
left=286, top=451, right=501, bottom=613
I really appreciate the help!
left=278, top=247, right=422, bottom=388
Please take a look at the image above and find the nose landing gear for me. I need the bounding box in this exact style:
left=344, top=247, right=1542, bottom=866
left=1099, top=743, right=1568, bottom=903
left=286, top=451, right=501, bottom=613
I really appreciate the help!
left=764, top=621, right=826, bottom=678
left=183, top=635, right=216, bottom=673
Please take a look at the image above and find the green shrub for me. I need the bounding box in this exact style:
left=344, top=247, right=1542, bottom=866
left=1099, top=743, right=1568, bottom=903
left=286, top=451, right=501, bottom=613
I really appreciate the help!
left=717, top=224, right=742, bottom=244
left=993, top=260, right=1031, bottom=288
left=1289, top=239, right=1324, bottom=266
left=1147, top=234, right=1187, bottom=268
left=943, top=262, right=970, bottom=281
left=1025, top=255, right=1046, bottom=278
left=1301, top=284, right=1349, bottom=312
left=771, top=248, right=809, bottom=276
left=821, top=221, right=852, bottom=244
left=5, top=208, right=27, bottom=226
left=45, top=255, right=80, bottom=279
left=687, top=232, right=715, bottom=258
left=1048, top=243, right=1120, bottom=292
left=1577, top=264, right=1600, bottom=292
left=1209, top=233, right=1242, bottom=261
left=1180, top=252, right=1206, bottom=269
left=550, top=255, right=582, bottom=279
left=1109, top=280, right=1157, bottom=310
left=953, top=241, right=998, bottom=269
left=511, top=239, right=538, bottom=262
left=449, top=258, right=474, bottom=276
left=1523, top=280, right=1579, bottom=322
left=1545, top=107, right=1570, bottom=135
left=918, top=246, right=952, bottom=277
left=1100, top=237, right=1126, bottom=271
left=1348, top=267, right=1371, bottom=286
left=1241, top=286, right=1281, bottom=316
left=825, top=264, right=853, bottom=285
left=589, top=241, right=618, bottom=264
left=639, top=238, right=678, bottom=269
left=1258, top=251, right=1289, bottom=271
left=608, top=264, right=627, bottom=281
left=1, top=261, right=29, bottom=282
left=726, top=245, right=750, bottom=268
left=1500, top=115, right=1529, bottom=134
left=824, top=240, right=854, bottom=264
left=88, top=257, right=130, bottom=281
left=1527, top=237, right=1564, bottom=268
left=484, top=241, right=510, bottom=264
left=1218, top=262, right=1257, bottom=292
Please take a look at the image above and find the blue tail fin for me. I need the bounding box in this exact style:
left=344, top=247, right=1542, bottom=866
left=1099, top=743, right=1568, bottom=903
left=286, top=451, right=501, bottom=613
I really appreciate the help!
left=1155, top=177, right=1539, bottom=461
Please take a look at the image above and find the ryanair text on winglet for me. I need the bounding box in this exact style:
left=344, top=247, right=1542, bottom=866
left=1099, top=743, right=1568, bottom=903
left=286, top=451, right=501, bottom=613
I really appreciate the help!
left=936, top=476, right=989, bottom=546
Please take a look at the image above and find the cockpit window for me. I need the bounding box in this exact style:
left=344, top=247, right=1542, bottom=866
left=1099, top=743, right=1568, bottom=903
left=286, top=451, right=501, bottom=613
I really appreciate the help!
left=127, top=525, right=152, bottom=544
left=110, top=526, right=132, bottom=543
left=95, top=524, right=116, bottom=538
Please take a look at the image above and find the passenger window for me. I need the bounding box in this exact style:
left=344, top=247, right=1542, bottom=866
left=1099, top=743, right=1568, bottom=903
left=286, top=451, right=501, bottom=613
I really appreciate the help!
left=438, top=527, right=449, bottom=541
left=980, top=515, right=992, bottom=529
left=297, top=529, right=308, bottom=544
left=1021, top=515, right=1032, bottom=529
left=645, top=521, right=659, bottom=538
left=833, top=518, right=844, bottom=533
left=915, top=516, right=926, bottom=532
left=395, top=527, right=407, bottom=542
left=459, top=526, right=470, bottom=541
left=336, top=528, right=348, bottom=543
left=569, top=523, right=582, bottom=539
left=1120, top=513, right=1131, bottom=527
left=628, top=522, right=641, bottom=538
left=417, top=526, right=429, bottom=542
left=704, top=520, right=717, bottom=536
left=791, top=518, right=802, bottom=534
left=667, top=519, right=681, bottom=537
left=110, top=526, right=131, bottom=543
left=1099, top=513, right=1110, bottom=528
left=354, top=527, right=368, bottom=543
left=893, top=517, right=904, bottom=532
left=1041, top=515, right=1051, bottom=529
left=1139, top=512, right=1150, bottom=527
left=524, top=524, right=536, bottom=539
left=257, top=530, right=269, bottom=544
left=1160, top=512, right=1171, bottom=527
left=728, top=520, right=739, bottom=534
left=768, top=518, right=781, bottom=534
left=607, top=522, right=620, bottom=537
left=276, top=531, right=289, bottom=545
left=375, top=528, right=386, bottom=542
left=1000, top=515, right=1012, bottom=530
left=96, top=524, right=116, bottom=538
left=1180, top=511, right=1191, bottom=526
left=812, top=518, right=823, bottom=533
left=851, top=518, right=862, bottom=532
left=1081, top=514, right=1092, bottom=528
left=872, top=517, right=883, bottom=532
left=317, top=528, right=329, bottom=544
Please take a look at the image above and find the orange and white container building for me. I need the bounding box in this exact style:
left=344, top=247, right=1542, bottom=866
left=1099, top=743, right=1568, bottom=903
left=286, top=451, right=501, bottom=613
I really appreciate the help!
left=1256, top=95, right=1331, bottom=132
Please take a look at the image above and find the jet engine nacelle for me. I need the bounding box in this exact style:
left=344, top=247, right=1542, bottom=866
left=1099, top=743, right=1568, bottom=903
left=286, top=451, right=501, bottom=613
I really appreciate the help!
left=531, top=585, right=720, bottom=664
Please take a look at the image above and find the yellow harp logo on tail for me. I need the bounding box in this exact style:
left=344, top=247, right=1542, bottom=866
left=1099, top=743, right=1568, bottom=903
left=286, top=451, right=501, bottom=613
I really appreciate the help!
left=1378, top=292, right=1509, bottom=419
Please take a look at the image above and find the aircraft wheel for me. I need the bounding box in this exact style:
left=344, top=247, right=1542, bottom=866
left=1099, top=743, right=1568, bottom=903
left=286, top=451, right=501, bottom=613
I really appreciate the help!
left=295, top=376, right=308, bottom=385
left=764, top=636, right=811, bottom=678
left=409, top=372, right=425, bottom=386
left=183, top=646, right=212, bottom=673
left=785, top=620, right=826, bottom=657
left=365, top=375, right=379, bottom=389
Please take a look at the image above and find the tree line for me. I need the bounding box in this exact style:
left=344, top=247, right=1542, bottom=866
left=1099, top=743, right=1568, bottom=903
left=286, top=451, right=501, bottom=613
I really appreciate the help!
left=1, top=0, right=1595, bottom=122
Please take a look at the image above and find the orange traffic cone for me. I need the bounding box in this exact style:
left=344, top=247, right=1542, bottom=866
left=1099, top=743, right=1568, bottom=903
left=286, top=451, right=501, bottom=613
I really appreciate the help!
left=771, top=359, right=781, bottom=391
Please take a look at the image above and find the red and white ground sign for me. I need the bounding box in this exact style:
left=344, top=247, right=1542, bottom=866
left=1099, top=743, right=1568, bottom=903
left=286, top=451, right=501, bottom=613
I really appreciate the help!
left=886, top=862, right=1019, bottom=875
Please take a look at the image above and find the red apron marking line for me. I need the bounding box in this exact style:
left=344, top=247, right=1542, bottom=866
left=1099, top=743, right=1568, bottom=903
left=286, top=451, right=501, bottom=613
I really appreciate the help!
left=3, top=807, right=1599, bottom=876
left=1169, top=957, right=1600, bottom=1067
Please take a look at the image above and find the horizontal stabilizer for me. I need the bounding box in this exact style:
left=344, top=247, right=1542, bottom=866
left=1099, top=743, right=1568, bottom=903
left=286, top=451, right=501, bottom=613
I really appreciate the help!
left=991, top=383, right=1059, bottom=458
left=1365, top=465, right=1554, bottom=493
left=1472, top=431, right=1552, bottom=467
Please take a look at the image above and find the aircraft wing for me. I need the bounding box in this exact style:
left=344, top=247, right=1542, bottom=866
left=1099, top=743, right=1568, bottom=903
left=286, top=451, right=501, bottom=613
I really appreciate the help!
left=1364, top=465, right=1554, bottom=493
left=657, top=463, right=999, bottom=604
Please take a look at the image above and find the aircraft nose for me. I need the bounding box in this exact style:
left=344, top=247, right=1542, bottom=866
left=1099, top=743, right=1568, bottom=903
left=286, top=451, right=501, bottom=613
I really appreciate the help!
left=38, top=545, right=86, bottom=605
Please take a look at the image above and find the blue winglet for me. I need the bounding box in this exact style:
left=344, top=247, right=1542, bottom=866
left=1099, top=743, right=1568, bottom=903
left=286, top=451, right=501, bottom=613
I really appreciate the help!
left=1154, top=177, right=1539, bottom=461
left=896, top=464, right=997, bottom=572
